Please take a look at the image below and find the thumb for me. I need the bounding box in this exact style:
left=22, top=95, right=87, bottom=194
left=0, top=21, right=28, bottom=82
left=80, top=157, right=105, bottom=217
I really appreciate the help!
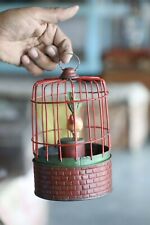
left=37, top=5, right=79, bottom=23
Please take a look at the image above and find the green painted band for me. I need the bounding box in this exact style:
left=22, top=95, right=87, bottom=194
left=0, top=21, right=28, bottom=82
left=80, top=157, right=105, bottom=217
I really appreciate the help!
left=33, top=151, right=111, bottom=168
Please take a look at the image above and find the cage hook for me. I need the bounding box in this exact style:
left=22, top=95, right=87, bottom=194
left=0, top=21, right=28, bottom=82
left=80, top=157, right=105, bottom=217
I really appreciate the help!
left=58, top=53, right=80, bottom=71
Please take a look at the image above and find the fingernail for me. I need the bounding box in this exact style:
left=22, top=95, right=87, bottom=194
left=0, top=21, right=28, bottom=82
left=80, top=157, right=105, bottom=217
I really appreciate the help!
left=29, top=48, right=38, bottom=58
left=22, top=55, right=30, bottom=64
left=62, top=54, right=72, bottom=64
left=46, top=46, right=56, bottom=57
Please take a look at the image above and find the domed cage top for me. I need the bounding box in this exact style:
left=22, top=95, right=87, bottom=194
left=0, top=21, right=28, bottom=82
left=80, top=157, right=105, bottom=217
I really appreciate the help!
left=31, top=67, right=112, bottom=201
left=32, top=69, right=111, bottom=160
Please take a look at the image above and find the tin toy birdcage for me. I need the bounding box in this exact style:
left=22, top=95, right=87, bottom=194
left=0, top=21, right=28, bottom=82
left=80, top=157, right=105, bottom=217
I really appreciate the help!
left=31, top=54, right=112, bottom=201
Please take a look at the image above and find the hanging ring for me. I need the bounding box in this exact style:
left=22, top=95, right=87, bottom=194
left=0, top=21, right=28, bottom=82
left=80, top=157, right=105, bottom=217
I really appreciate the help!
left=58, top=53, right=80, bottom=71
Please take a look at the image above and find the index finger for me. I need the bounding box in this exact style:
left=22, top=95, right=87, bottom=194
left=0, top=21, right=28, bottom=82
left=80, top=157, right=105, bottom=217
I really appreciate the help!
left=53, top=26, right=73, bottom=63
left=36, top=5, right=79, bottom=23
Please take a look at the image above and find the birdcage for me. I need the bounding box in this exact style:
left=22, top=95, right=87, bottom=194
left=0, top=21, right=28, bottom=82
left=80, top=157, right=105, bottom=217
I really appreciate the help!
left=31, top=55, right=112, bottom=201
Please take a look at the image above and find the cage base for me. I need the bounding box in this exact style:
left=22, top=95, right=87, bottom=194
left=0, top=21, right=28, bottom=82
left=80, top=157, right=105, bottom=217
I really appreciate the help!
left=33, top=157, right=112, bottom=201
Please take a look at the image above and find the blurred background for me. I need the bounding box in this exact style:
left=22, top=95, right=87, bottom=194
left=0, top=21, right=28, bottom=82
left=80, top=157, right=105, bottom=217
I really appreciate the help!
left=0, top=0, right=150, bottom=225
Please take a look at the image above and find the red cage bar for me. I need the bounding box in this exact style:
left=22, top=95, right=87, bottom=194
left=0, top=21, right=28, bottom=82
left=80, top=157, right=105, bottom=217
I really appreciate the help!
left=31, top=67, right=112, bottom=201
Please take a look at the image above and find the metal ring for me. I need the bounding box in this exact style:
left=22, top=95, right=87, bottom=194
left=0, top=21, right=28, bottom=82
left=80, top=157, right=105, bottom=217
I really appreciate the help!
left=58, top=53, right=80, bottom=71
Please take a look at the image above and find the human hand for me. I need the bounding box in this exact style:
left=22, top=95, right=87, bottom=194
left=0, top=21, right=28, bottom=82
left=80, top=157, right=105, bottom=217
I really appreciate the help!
left=0, top=6, right=79, bottom=75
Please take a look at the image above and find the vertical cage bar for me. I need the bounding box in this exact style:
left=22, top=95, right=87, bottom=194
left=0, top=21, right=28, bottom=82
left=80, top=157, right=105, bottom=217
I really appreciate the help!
left=64, top=81, right=70, bottom=138
left=51, top=82, right=57, bottom=145
left=91, top=81, right=96, bottom=142
left=100, top=81, right=105, bottom=155
left=79, top=80, right=83, bottom=140
left=95, top=81, right=104, bottom=155
left=102, top=80, right=111, bottom=150
left=35, top=85, right=39, bottom=158
left=84, top=81, right=93, bottom=159
left=32, top=85, right=35, bottom=154
left=57, top=82, right=62, bottom=161
left=70, top=80, right=77, bottom=160
left=44, top=85, right=49, bottom=161
left=41, top=84, right=45, bottom=145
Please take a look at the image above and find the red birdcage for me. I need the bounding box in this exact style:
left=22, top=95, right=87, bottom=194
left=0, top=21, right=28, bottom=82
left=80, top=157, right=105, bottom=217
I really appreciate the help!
left=31, top=56, right=112, bottom=201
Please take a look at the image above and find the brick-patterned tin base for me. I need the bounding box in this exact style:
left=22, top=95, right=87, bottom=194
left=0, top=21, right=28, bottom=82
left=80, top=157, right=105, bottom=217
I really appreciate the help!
left=33, top=158, right=112, bottom=201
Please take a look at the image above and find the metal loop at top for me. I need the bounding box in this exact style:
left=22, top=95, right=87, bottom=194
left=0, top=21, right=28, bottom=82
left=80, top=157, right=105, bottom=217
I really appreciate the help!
left=58, top=53, right=80, bottom=71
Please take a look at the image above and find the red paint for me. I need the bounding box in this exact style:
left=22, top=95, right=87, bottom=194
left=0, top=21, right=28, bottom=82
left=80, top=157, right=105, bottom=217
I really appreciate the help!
left=31, top=67, right=111, bottom=201
left=34, top=158, right=112, bottom=201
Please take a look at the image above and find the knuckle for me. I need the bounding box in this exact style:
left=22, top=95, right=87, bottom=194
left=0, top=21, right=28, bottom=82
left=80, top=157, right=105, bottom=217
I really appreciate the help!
left=30, top=7, right=41, bottom=13
left=31, top=68, right=43, bottom=76
left=47, top=63, right=57, bottom=71
left=66, top=37, right=71, bottom=45
left=61, top=39, right=72, bottom=52
left=49, top=23, right=57, bottom=30
left=33, top=70, right=43, bottom=76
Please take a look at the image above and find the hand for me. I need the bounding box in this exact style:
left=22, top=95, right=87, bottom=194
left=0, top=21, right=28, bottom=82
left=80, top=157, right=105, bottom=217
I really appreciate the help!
left=0, top=6, right=79, bottom=75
